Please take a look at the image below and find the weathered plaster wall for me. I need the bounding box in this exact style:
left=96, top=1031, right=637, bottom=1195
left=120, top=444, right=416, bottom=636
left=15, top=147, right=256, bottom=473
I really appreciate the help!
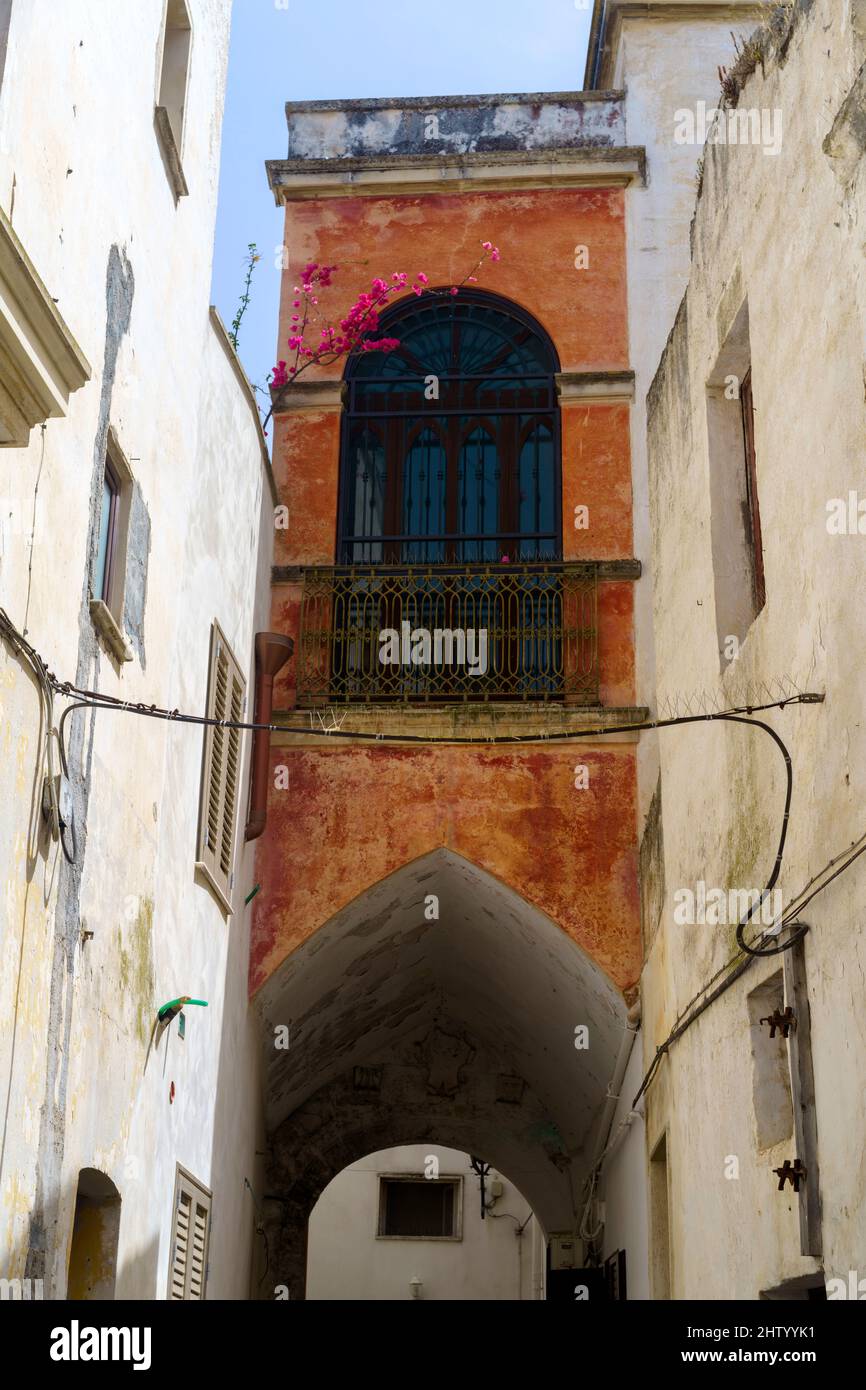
left=274, top=186, right=629, bottom=383
left=253, top=742, right=640, bottom=995
left=258, top=170, right=641, bottom=1031
left=252, top=843, right=631, bottom=1298
left=284, top=93, right=626, bottom=161
left=612, top=2, right=766, bottom=833
left=0, top=0, right=270, bottom=1299
left=644, top=0, right=866, bottom=1296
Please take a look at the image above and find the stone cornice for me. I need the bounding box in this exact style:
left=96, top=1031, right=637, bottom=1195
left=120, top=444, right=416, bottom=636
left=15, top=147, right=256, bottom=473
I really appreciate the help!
left=270, top=379, right=345, bottom=415
left=284, top=90, right=625, bottom=114
left=270, top=702, right=650, bottom=746
left=266, top=146, right=647, bottom=204
left=272, top=559, right=642, bottom=583
left=556, top=370, right=635, bottom=403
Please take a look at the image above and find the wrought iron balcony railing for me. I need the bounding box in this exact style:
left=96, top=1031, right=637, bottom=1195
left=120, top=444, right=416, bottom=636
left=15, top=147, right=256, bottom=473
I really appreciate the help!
left=295, top=561, right=599, bottom=705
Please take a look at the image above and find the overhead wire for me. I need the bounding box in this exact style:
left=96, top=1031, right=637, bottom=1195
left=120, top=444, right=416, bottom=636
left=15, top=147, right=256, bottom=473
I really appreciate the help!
left=7, top=607, right=860, bottom=1113
left=0, top=609, right=60, bottom=847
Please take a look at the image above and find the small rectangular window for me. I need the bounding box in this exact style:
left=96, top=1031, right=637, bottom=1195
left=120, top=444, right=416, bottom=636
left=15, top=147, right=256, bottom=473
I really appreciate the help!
left=168, top=1167, right=211, bottom=1301
left=154, top=0, right=192, bottom=198
left=707, top=299, right=767, bottom=667
left=95, top=457, right=120, bottom=603
left=159, top=0, right=191, bottom=146
left=605, top=1248, right=627, bottom=1301
left=89, top=431, right=135, bottom=663
left=377, top=1176, right=461, bottom=1239
left=196, top=623, right=246, bottom=912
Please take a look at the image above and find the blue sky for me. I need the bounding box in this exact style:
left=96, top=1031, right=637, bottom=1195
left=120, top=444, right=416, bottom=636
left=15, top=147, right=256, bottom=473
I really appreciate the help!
left=210, top=0, right=593, bottom=413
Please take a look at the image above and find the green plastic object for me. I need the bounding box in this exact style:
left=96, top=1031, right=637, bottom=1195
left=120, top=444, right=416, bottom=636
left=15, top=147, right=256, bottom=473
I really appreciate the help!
left=157, top=997, right=209, bottom=1023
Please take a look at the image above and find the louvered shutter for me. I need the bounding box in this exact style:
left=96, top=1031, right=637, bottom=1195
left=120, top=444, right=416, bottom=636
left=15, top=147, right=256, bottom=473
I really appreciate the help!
left=196, top=623, right=246, bottom=910
left=187, top=1196, right=209, bottom=1299
left=168, top=1189, right=191, bottom=1300
left=168, top=1169, right=211, bottom=1300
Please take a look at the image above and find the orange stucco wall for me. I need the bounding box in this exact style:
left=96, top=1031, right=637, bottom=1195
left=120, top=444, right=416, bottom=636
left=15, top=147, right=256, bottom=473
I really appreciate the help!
left=275, top=187, right=628, bottom=380
left=251, top=743, right=641, bottom=995
left=255, top=181, right=641, bottom=1000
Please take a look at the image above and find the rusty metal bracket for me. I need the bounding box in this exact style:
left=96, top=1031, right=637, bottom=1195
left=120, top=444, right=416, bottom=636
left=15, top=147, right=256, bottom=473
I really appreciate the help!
left=774, top=1158, right=807, bottom=1193
left=760, top=1006, right=796, bottom=1039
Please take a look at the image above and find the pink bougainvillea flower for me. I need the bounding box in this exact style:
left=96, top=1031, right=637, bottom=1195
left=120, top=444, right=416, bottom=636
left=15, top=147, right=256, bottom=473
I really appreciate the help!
left=267, top=247, right=501, bottom=437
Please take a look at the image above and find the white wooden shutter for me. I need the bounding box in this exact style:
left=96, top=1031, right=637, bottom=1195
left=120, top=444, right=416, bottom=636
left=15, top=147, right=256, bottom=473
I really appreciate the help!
left=196, top=623, right=246, bottom=910
left=169, top=1168, right=211, bottom=1301
left=168, top=1189, right=191, bottom=1300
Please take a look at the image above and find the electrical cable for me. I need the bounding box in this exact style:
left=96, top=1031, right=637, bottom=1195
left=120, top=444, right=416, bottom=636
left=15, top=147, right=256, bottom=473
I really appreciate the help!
left=7, top=607, right=851, bottom=1111
left=779, top=834, right=866, bottom=925
left=53, top=684, right=822, bottom=746
left=717, top=714, right=808, bottom=961
left=0, top=609, right=60, bottom=844
left=578, top=1168, right=604, bottom=1243
left=22, top=423, right=46, bottom=637
left=630, top=829, right=866, bottom=1110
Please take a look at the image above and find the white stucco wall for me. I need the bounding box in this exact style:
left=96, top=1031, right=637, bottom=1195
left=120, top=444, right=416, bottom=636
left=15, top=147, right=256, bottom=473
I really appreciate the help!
left=582, top=2, right=764, bottom=1302
left=307, top=1145, right=545, bottom=1301
left=643, top=0, right=866, bottom=1297
left=598, top=1038, right=650, bottom=1300
left=615, top=3, right=765, bottom=830
left=0, top=0, right=271, bottom=1299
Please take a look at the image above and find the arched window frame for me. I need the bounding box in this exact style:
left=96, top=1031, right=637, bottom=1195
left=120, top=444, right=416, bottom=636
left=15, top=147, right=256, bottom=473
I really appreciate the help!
left=338, top=290, right=562, bottom=565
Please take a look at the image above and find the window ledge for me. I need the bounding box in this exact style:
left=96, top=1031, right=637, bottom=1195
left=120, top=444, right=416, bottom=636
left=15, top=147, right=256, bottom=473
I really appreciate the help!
left=0, top=205, right=92, bottom=446
left=194, top=861, right=234, bottom=917
left=375, top=1233, right=463, bottom=1242
left=154, top=106, right=189, bottom=200
left=89, top=598, right=134, bottom=663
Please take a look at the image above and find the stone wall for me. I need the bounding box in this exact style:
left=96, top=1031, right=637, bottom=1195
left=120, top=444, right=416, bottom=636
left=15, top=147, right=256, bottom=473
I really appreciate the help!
left=643, top=0, right=866, bottom=1296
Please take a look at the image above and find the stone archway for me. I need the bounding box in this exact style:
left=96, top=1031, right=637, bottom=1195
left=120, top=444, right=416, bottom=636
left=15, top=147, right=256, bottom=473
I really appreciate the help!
left=254, top=849, right=630, bottom=1299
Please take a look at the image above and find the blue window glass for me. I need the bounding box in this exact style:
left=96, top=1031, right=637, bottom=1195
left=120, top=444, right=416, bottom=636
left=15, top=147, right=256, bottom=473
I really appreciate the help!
left=95, top=462, right=120, bottom=602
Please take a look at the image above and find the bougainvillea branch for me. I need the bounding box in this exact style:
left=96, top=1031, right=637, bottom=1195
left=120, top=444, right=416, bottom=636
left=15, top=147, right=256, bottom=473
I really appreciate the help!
left=262, top=240, right=501, bottom=433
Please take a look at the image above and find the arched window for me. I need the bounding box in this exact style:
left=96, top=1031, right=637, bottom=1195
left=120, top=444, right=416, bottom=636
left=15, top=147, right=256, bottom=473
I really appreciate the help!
left=339, top=292, right=561, bottom=564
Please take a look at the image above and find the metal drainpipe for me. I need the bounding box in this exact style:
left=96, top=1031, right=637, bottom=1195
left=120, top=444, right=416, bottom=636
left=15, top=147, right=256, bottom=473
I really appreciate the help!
left=597, top=998, right=642, bottom=1164
left=578, top=997, right=642, bottom=1249
left=244, top=631, right=294, bottom=842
